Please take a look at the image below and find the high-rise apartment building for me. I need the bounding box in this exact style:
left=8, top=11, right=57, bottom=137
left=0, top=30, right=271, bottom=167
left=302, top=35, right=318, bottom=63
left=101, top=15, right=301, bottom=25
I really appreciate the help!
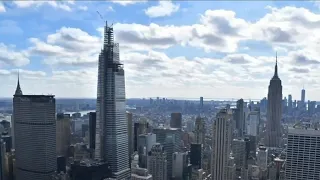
left=288, top=94, right=293, bottom=112
left=200, top=97, right=204, bottom=109
left=13, top=79, right=56, bottom=180
left=265, top=56, right=282, bottom=147
left=56, top=113, right=71, bottom=157
left=147, top=143, right=167, bottom=180
left=211, top=109, right=234, bottom=180
left=285, top=127, right=320, bottom=180
left=94, top=21, right=130, bottom=179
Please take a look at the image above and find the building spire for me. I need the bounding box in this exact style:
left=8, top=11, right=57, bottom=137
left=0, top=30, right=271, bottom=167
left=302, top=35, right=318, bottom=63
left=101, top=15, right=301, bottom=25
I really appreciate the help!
left=274, top=52, right=278, bottom=78
left=14, top=70, right=23, bottom=95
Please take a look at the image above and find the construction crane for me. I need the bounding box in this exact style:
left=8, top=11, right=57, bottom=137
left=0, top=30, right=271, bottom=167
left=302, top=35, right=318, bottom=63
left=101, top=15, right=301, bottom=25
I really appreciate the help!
left=96, top=10, right=114, bottom=27
left=96, top=11, right=103, bottom=20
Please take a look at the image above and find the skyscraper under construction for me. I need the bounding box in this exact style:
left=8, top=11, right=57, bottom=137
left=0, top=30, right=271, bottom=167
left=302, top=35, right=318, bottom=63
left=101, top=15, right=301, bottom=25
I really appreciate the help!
left=95, top=21, right=130, bottom=179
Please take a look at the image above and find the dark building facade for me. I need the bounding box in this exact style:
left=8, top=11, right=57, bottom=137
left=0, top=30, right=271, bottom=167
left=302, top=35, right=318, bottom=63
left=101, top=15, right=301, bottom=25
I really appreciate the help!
left=190, top=143, right=202, bottom=169
left=57, top=156, right=66, bottom=173
left=1, top=134, right=12, bottom=152
left=89, top=112, right=96, bottom=150
left=134, top=122, right=149, bottom=151
left=81, top=124, right=89, bottom=137
left=170, top=112, right=182, bottom=129
left=0, top=120, right=10, bottom=129
left=70, top=161, right=112, bottom=180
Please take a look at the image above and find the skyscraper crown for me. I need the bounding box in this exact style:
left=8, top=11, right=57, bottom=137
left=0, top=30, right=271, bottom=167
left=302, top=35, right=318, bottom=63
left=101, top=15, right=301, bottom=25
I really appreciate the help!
left=14, top=71, right=23, bottom=95
left=272, top=52, right=280, bottom=80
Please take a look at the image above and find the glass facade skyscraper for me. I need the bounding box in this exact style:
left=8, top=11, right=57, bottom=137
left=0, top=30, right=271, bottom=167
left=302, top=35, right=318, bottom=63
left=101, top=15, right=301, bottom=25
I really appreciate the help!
left=94, top=21, right=130, bottom=179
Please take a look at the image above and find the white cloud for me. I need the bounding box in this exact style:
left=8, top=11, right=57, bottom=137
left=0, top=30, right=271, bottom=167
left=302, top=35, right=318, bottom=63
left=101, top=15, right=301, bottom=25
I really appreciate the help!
left=0, top=68, right=95, bottom=97
left=0, top=2, right=5, bottom=12
left=145, top=1, right=180, bottom=18
left=28, top=27, right=101, bottom=67
left=0, top=43, right=30, bottom=67
left=13, top=1, right=73, bottom=11
left=110, top=0, right=146, bottom=6
left=78, top=5, right=88, bottom=11
left=113, top=9, right=250, bottom=53
left=107, top=6, right=114, bottom=12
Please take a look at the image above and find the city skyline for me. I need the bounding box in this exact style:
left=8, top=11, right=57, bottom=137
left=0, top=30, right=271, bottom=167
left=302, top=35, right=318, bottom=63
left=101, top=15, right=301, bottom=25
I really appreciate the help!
left=1, top=1, right=320, bottom=100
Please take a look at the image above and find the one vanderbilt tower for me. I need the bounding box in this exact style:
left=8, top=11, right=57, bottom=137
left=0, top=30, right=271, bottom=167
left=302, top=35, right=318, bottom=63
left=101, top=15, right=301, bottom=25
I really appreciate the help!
left=95, top=21, right=130, bottom=179
left=265, top=54, right=282, bottom=148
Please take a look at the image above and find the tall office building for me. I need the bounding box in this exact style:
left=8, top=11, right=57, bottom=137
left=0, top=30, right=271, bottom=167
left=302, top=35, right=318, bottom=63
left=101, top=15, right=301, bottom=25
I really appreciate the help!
left=246, top=111, right=259, bottom=137
left=257, top=146, right=268, bottom=170
left=194, top=116, right=205, bottom=145
left=13, top=78, right=56, bottom=180
left=153, top=128, right=181, bottom=179
left=88, top=112, right=96, bottom=150
left=235, top=99, right=245, bottom=137
left=211, top=109, right=234, bottom=180
left=282, top=97, right=288, bottom=114
left=308, top=101, right=316, bottom=115
left=232, top=139, right=246, bottom=169
left=301, top=88, right=305, bottom=103
left=265, top=56, right=282, bottom=148
left=190, top=143, right=202, bottom=169
left=172, top=152, right=188, bottom=180
left=200, top=97, right=204, bottom=109
left=56, top=113, right=71, bottom=157
left=288, top=94, right=293, bottom=112
left=147, top=143, right=167, bottom=180
left=285, top=126, right=320, bottom=180
left=0, top=139, right=5, bottom=180
left=94, top=21, right=130, bottom=179
left=134, top=121, right=149, bottom=152
left=127, top=112, right=133, bottom=164
left=170, top=113, right=182, bottom=129
left=137, top=133, right=156, bottom=168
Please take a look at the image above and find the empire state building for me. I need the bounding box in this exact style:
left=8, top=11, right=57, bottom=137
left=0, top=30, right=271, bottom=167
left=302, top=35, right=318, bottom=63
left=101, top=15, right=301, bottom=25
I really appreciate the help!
left=265, top=55, right=282, bottom=148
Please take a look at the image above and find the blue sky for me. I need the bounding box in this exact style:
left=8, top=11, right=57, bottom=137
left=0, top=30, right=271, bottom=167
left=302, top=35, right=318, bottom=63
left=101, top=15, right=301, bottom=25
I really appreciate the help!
left=1, top=0, right=320, bottom=100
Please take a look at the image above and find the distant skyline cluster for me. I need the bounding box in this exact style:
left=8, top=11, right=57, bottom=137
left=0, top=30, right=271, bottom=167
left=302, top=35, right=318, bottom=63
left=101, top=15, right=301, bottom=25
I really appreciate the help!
left=0, top=1, right=320, bottom=99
